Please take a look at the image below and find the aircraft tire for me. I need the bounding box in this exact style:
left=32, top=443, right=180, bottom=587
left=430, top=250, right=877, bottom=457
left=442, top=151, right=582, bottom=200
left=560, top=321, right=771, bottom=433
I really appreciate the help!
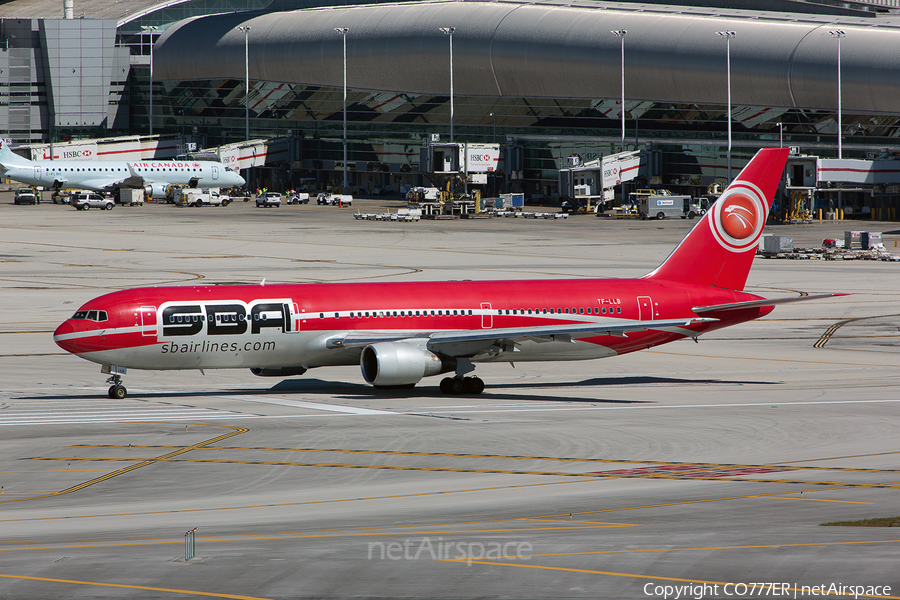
left=108, top=385, right=127, bottom=399
left=464, top=377, right=485, bottom=395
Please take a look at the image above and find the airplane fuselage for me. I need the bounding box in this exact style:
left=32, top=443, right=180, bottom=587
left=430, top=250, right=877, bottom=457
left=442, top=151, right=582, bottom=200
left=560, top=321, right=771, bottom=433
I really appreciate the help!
left=53, top=278, right=770, bottom=372
left=2, top=157, right=243, bottom=192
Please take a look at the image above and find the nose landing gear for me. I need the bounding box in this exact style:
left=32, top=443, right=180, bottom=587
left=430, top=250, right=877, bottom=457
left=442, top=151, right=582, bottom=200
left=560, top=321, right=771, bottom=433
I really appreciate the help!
left=102, top=365, right=128, bottom=399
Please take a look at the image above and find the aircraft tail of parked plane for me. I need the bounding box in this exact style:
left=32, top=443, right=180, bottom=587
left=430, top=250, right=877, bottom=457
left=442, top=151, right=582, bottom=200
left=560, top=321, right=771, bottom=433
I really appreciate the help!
left=0, top=137, right=244, bottom=195
left=54, top=148, right=845, bottom=399
left=0, top=138, right=32, bottom=169
left=645, top=148, right=787, bottom=292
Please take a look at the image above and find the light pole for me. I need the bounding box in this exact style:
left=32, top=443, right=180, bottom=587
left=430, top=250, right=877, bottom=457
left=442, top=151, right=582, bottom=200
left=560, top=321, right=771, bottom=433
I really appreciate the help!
left=440, top=27, right=456, bottom=143
left=829, top=30, right=845, bottom=159
left=777, top=122, right=783, bottom=148
left=716, top=30, right=735, bottom=182
left=141, top=26, right=158, bottom=135
left=611, top=30, right=626, bottom=154
left=490, top=112, right=496, bottom=142
left=335, top=27, right=349, bottom=193
left=238, top=25, right=251, bottom=141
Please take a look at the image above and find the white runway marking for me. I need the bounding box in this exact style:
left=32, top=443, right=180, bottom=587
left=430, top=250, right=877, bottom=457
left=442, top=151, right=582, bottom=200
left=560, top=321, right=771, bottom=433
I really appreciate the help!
left=419, top=398, right=900, bottom=415
left=0, top=398, right=253, bottom=426
left=234, top=396, right=395, bottom=415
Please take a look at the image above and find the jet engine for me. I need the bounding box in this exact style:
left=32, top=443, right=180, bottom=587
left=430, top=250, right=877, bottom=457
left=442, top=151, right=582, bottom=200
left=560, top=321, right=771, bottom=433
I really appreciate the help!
left=250, top=367, right=308, bottom=377
left=360, top=342, right=453, bottom=387
left=144, top=182, right=171, bottom=199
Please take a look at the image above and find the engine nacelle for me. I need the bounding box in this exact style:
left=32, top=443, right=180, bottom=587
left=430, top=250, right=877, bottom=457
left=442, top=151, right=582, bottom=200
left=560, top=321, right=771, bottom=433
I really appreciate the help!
left=360, top=342, right=450, bottom=387
left=145, top=182, right=171, bottom=199
left=250, top=367, right=308, bottom=377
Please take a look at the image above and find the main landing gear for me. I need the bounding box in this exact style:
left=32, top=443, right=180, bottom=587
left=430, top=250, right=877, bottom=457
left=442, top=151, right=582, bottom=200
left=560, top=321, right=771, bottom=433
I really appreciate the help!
left=102, top=365, right=127, bottom=399
left=439, top=357, right=484, bottom=395
left=439, top=376, right=485, bottom=395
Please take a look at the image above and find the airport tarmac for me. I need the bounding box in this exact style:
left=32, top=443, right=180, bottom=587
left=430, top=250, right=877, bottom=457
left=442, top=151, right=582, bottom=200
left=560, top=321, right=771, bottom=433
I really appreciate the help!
left=1, top=193, right=899, bottom=600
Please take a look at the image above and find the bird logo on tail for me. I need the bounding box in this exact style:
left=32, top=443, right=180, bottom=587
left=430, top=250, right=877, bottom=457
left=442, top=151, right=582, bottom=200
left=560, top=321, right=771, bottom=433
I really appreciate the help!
left=709, top=183, right=767, bottom=252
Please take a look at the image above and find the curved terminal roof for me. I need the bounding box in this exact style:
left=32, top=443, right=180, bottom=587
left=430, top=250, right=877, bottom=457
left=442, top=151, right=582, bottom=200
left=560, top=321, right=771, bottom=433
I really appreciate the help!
left=154, top=0, right=900, bottom=114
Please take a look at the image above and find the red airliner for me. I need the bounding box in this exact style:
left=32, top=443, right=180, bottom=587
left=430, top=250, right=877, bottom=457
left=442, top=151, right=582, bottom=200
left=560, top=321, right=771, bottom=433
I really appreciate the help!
left=54, top=148, right=840, bottom=399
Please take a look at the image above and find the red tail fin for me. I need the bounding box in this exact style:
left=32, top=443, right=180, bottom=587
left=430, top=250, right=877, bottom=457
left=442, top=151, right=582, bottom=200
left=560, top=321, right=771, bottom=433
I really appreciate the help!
left=644, top=148, right=789, bottom=291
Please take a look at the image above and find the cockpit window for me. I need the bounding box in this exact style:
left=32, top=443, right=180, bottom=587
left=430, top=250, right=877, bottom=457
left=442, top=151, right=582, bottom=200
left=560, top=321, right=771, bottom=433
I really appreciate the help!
left=72, top=310, right=108, bottom=322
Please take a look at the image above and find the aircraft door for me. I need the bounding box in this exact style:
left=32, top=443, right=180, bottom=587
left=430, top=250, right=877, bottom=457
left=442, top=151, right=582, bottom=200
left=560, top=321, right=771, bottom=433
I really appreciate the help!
left=140, top=306, right=158, bottom=336
left=34, top=166, right=42, bottom=181
left=288, top=302, right=302, bottom=333
left=637, top=296, right=654, bottom=321
left=212, top=166, right=219, bottom=180
left=481, top=302, right=492, bottom=328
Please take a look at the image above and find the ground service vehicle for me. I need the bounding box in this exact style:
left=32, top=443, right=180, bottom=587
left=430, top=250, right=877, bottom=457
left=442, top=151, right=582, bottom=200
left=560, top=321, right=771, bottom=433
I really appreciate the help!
left=256, top=192, right=282, bottom=207
left=286, top=193, right=310, bottom=204
left=177, top=188, right=230, bottom=207
left=54, top=149, right=844, bottom=400
left=317, top=193, right=353, bottom=206
left=71, top=191, right=114, bottom=210
left=14, top=188, right=37, bottom=205
left=635, top=190, right=701, bottom=219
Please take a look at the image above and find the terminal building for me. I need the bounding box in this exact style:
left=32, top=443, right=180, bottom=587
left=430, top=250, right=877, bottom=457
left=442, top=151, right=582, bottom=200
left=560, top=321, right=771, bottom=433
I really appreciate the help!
left=3, top=0, right=900, bottom=217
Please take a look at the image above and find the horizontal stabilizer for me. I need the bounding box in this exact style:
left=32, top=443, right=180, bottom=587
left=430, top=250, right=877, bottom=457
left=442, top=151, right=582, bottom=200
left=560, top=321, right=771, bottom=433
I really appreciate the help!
left=693, top=293, right=849, bottom=314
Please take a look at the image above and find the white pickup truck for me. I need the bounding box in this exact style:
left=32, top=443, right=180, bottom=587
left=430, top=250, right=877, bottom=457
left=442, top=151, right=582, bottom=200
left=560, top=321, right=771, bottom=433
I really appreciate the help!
left=316, top=193, right=353, bottom=206
left=176, top=188, right=231, bottom=207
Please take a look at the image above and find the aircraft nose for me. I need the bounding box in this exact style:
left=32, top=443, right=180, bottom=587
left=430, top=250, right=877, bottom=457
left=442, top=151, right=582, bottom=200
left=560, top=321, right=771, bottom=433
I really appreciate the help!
left=54, top=319, right=84, bottom=354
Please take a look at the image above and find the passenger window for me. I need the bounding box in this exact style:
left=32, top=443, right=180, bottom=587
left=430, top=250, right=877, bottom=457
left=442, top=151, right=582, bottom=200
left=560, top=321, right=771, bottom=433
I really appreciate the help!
left=579, top=308, right=584, bottom=314
left=616, top=307, right=622, bottom=313
left=335, top=313, right=339, bottom=319
left=319, top=313, right=324, bottom=319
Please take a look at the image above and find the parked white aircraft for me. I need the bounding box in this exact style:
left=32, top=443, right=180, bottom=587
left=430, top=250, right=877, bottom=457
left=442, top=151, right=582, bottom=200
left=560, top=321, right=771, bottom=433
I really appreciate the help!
left=0, top=138, right=244, bottom=197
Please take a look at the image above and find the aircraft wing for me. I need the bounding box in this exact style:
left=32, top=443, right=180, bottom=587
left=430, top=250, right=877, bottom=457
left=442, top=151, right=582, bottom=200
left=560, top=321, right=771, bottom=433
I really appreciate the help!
left=76, top=178, right=131, bottom=192
left=692, top=293, right=849, bottom=314
left=325, top=317, right=715, bottom=355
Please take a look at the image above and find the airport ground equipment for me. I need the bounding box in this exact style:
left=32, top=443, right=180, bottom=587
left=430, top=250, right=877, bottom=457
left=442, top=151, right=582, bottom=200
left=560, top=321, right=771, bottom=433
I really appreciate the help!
left=286, top=192, right=310, bottom=204
left=634, top=190, right=701, bottom=219
left=176, top=188, right=230, bottom=207
left=317, top=193, right=353, bottom=206
left=117, top=188, right=145, bottom=205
